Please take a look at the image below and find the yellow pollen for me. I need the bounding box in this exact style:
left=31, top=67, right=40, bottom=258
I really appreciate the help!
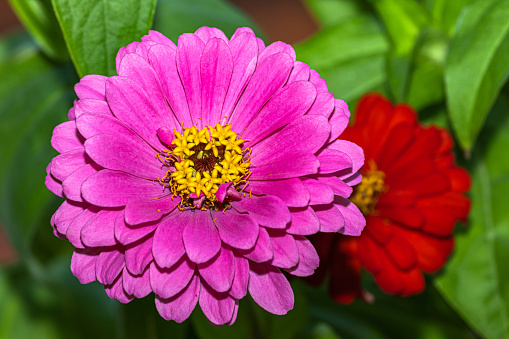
left=160, top=122, right=252, bottom=210
left=350, top=161, right=387, bottom=215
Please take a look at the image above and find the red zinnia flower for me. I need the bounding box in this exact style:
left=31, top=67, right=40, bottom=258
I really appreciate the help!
left=308, top=94, right=471, bottom=303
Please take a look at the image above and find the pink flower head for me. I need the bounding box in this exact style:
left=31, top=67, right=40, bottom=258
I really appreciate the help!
left=45, top=27, right=365, bottom=325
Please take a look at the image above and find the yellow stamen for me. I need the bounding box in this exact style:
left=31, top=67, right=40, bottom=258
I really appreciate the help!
left=350, top=161, right=387, bottom=215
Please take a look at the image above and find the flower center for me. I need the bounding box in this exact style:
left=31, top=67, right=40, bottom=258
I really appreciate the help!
left=159, top=123, right=252, bottom=210
left=350, top=161, right=387, bottom=215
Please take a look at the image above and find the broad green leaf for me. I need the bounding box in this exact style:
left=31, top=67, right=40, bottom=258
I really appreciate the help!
left=446, top=0, right=509, bottom=152
left=153, top=0, right=261, bottom=43
left=298, top=279, right=476, bottom=339
left=0, top=42, right=76, bottom=253
left=303, top=0, right=371, bottom=27
left=366, top=0, right=431, bottom=101
left=425, top=0, right=473, bottom=35
left=51, top=0, right=157, bottom=76
left=436, top=91, right=509, bottom=339
left=295, top=15, right=388, bottom=105
left=8, top=0, right=68, bottom=60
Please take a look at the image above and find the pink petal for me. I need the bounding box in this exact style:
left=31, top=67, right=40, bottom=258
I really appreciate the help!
left=199, top=282, right=237, bottom=326
left=118, top=53, right=177, bottom=129
left=248, top=262, right=294, bottom=315
left=124, top=195, right=179, bottom=226
left=122, top=266, right=152, bottom=298
left=74, top=75, right=107, bottom=100
left=200, top=38, right=233, bottom=126
left=238, top=227, right=273, bottom=263
left=328, top=105, right=350, bottom=140
left=155, top=274, right=200, bottom=323
left=182, top=211, right=221, bottom=264
left=284, top=236, right=319, bottom=277
left=309, top=69, right=328, bottom=93
left=313, top=203, right=345, bottom=233
left=125, top=235, right=153, bottom=275
left=221, top=32, right=258, bottom=117
left=152, top=212, right=187, bottom=268
left=248, top=178, right=310, bottom=207
left=328, top=140, right=364, bottom=175
left=258, top=41, right=296, bottom=63
left=67, top=206, right=99, bottom=248
left=251, top=115, right=330, bottom=162
left=76, top=114, right=153, bottom=158
left=301, top=178, right=334, bottom=205
left=335, top=196, right=366, bottom=236
left=285, top=206, right=320, bottom=235
left=68, top=106, right=75, bottom=120
left=84, top=133, right=163, bottom=179
left=234, top=195, right=290, bottom=229
left=148, top=44, right=192, bottom=127
left=344, top=171, right=362, bottom=186
left=150, top=259, right=196, bottom=299
left=268, top=230, right=299, bottom=268
left=229, top=52, right=293, bottom=132
left=74, top=99, right=112, bottom=118
left=307, top=92, right=335, bottom=118
left=116, top=41, right=138, bottom=72
left=53, top=200, right=87, bottom=235
left=198, top=245, right=235, bottom=293
left=210, top=209, right=258, bottom=250
left=142, top=30, right=176, bottom=48
left=288, top=61, right=310, bottom=83
left=231, top=27, right=255, bottom=40
left=45, top=163, right=63, bottom=197
left=82, top=170, right=163, bottom=207
left=177, top=33, right=205, bottom=126
left=62, top=164, right=101, bottom=202
left=249, top=151, right=319, bottom=181
left=242, top=81, right=317, bottom=146
left=195, top=26, right=229, bottom=44
left=70, top=248, right=100, bottom=284
left=81, top=209, right=120, bottom=247
left=51, top=121, right=84, bottom=153
left=114, top=210, right=158, bottom=245
left=316, top=149, right=353, bottom=174
left=316, top=175, right=353, bottom=198
left=96, top=248, right=125, bottom=285
left=50, top=149, right=88, bottom=182
left=105, top=274, right=133, bottom=304
left=229, top=255, right=249, bottom=299
left=105, top=76, right=165, bottom=149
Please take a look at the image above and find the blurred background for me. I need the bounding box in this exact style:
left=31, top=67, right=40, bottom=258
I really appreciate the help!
left=1, top=0, right=509, bottom=338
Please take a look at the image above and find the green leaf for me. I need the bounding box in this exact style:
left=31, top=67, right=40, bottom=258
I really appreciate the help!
left=425, top=0, right=473, bottom=35
left=51, top=0, right=157, bottom=76
left=367, top=0, right=431, bottom=101
left=302, top=0, right=371, bottom=27
left=294, top=15, right=388, bottom=105
left=8, top=0, right=68, bottom=60
left=445, top=0, right=509, bottom=152
left=0, top=42, right=76, bottom=254
left=153, top=0, right=262, bottom=43
left=298, top=279, right=476, bottom=339
left=436, top=90, right=509, bottom=339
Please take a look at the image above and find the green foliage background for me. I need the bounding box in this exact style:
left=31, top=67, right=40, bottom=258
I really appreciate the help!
left=1, top=0, right=508, bottom=338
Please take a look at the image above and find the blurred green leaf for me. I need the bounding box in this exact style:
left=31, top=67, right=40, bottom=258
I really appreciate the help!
left=303, top=0, right=371, bottom=27
left=0, top=258, right=120, bottom=339
left=51, top=0, right=157, bottom=76
left=295, top=15, right=388, bottom=105
left=445, top=0, right=509, bottom=153
left=436, top=89, right=509, bottom=339
left=425, top=0, right=473, bottom=35
left=367, top=0, right=431, bottom=102
left=0, top=40, right=76, bottom=254
left=153, top=0, right=261, bottom=43
left=299, top=279, right=476, bottom=339
left=8, top=0, right=68, bottom=60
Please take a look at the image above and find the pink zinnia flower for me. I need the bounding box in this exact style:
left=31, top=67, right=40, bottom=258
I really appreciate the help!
left=45, top=27, right=365, bottom=325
